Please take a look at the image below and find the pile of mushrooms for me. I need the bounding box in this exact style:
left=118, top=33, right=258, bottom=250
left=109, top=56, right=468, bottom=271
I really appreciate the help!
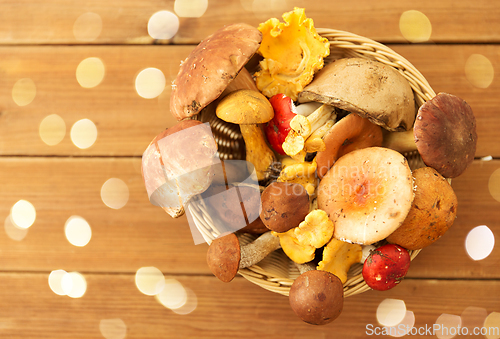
left=141, top=8, right=478, bottom=326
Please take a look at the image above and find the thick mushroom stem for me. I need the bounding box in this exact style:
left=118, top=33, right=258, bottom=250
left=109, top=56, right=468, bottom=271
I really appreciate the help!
left=239, top=231, right=280, bottom=268
left=382, top=129, right=417, bottom=153
left=294, top=261, right=316, bottom=274
left=239, top=124, right=277, bottom=182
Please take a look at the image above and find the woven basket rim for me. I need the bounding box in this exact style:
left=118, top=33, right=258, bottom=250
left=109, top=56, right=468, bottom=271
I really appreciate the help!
left=191, top=28, right=436, bottom=297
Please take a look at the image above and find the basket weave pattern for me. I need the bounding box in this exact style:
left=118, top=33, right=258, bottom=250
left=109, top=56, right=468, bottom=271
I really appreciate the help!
left=190, top=29, right=436, bottom=297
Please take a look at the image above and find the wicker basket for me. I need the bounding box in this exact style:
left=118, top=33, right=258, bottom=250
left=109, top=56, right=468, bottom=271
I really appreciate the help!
left=189, top=29, right=437, bottom=297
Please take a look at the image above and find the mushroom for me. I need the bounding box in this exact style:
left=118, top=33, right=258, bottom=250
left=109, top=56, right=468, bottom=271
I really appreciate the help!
left=298, top=58, right=416, bottom=132
left=316, top=113, right=383, bottom=178
left=141, top=120, right=218, bottom=218
left=276, top=157, right=318, bottom=197
left=273, top=209, right=334, bottom=264
left=386, top=166, right=458, bottom=250
left=317, top=147, right=414, bottom=245
left=170, top=23, right=262, bottom=121
left=383, top=92, right=477, bottom=178
left=289, top=270, right=344, bottom=325
left=317, top=238, right=362, bottom=284
left=206, top=232, right=280, bottom=282
left=216, top=89, right=277, bottom=182
left=260, top=182, right=310, bottom=233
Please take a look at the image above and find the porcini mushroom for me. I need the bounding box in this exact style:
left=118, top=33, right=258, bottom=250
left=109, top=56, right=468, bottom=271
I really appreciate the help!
left=170, top=23, right=262, bottom=121
left=383, top=92, right=477, bottom=178
left=298, top=58, right=416, bottom=132
left=317, top=147, right=414, bottom=245
left=206, top=232, right=280, bottom=282
left=260, top=182, right=310, bottom=233
left=216, top=89, right=277, bottom=182
left=386, top=166, right=458, bottom=250
left=316, top=113, right=383, bottom=178
left=142, top=120, right=218, bottom=218
left=289, top=270, right=344, bottom=325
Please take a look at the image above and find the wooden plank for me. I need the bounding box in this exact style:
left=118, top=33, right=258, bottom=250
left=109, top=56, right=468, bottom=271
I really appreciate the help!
left=0, top=44, right=499, bottom=157
left=0, top=157, right=210, bottom=274
left=0, top=157, right=499, bottom=279
left=0, top=273, right=498, bottom=338
left=0, top=0, right=499, bottom=45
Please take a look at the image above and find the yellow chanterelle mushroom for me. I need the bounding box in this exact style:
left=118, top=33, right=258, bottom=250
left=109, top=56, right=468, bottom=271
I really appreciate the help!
left=317, top=238, right=362, bottom=284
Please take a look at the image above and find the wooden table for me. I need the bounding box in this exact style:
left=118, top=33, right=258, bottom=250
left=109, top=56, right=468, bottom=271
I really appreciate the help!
left=0, top=1, right=499, bottom=338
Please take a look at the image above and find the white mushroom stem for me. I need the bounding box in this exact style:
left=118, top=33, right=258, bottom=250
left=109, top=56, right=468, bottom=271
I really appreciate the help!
left=239, top=231, right=281, bottom=268
left=295, top=261, right=317, bottom=274
left=382, top=129, right=418, bottom=153
left=290, top=104, right=336, bottom=139
left=304, top=119, right=335, bottom=152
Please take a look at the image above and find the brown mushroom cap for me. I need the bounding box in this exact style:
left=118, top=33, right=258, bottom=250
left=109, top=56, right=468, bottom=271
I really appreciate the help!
left=289, top=270, right=344, bottom=325
left=386, top=166, right=458, bottom=250
left=316, top=113, right=383, bottom=178
left=317, top=147, right=414, bottom=245
left=414, top=92, right=477, bottom=178
left=260, top=182, right=310, bottom=233
left=298, top=58, right=416, bottom=131
left=170, top=23, right=262, bottom=121
left=141, top=120, right=218, bottom=218
left=206, top=233, right=241, bottom=283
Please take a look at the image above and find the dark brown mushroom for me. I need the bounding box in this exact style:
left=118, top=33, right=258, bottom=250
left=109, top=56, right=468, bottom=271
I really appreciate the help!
left=289, top=270, right=344, bottom=325
left=206, top=232, right=280, bottom=282
left=170, top=23, right=262, bottom=121
left=383, top=92, right=477, bottom=178
left=260, top=182, right=310, bottom=233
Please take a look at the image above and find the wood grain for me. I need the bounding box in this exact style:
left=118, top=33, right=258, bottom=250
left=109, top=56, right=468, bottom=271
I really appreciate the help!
left=0, top=157, right=498, bottom=279
left=0, top=273, right=498, bottom=338
left=0, top=0, right=499, bottom=45
left=0, top=44, right=499, bottom=157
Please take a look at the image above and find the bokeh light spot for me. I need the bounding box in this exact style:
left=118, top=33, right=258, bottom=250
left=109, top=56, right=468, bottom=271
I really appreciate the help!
left=101, top=178, right=129, bottom=209
left=70, top=118, right=98, bottom=149
left=135, top=267, right=165, bottom=296
left=387, top=311, right=415, bottom=338
left=135, top=68, right=166, bottom=99
left=49, top=269, right=69, bottom=296
left=171, top=287, right=198, bottom=315
left=156, top=279, right=188, bottom=310
left=99, top=319, right=127, bottom=339
left=65, top=216, right=92, bottom=247
left=465, top=225, right=495, bottom=260
left=461, top=306, right=488, bottom=334
left=376, top=299, right=407, bottom=327
left=62, top=272, right=87, bottom=298
left=465, top=54, right=494, bottom=89
left=435, top=314, right=462, bottom=339
left=73, top=12, right=102, bottom=42
left=399, top=10, right=432, bottom=43
left=76, top=57, right=105, bottom=88
left=147, top=11, right=179, bottom=39
left=4, top=215, right=29, bottom=241
left=39, top=114, right=66, bottom=146
left=174, top=0, right=208, bottom=18
left=488, top=168, right=500, bottom=203
left=12, top=78, right=36, bottom=106
left=484, top=312, right=500, bottom=339
left=11, top=200, right=36, bottom=229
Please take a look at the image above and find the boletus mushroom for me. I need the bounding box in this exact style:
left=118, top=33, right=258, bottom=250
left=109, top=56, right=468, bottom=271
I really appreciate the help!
left=289, top=270, right=344, bottom=325
left=141, top=120, right=218, bottom=218
left=317, top=147, right=414, bottom=245
left=260, top=181, right=310, bottom=233
left=298, top=58, right=416, bottom=132
left=206, top=232, right=280, bottom=282
left=386, top=166, right=458, bottom=250
left=170, top=23, right=262, bottom=121
left=383, top=92, right=477, bottom=178
left=216, top=89, right=277, bottom=182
